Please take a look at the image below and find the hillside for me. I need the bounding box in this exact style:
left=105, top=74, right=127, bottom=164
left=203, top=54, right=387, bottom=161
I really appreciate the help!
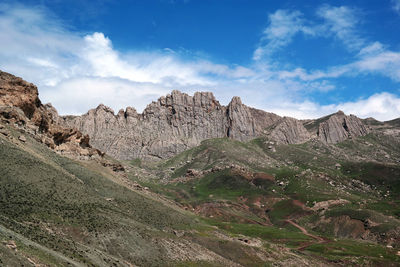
left=1, top=70, right=400, bottom=266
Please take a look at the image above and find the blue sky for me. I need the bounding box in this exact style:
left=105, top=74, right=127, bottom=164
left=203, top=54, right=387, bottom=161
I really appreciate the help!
left=1, top=0, right=400, bottom=120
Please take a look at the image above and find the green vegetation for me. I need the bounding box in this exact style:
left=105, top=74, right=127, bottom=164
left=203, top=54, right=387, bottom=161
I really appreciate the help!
left=306, top=240, right=400, bottom=264
left=1, top=124, right=399, bottom=266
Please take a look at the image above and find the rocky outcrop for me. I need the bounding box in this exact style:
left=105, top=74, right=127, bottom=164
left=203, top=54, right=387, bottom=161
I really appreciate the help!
left=59, top=90, right=281, bottom=160
left=58, top=91, right=370, bottom=160
left=317, top=111, right=369, bottom=143
left=268, top=117, right=311, bottom=144
left=0, top=71, right=100, bottom=158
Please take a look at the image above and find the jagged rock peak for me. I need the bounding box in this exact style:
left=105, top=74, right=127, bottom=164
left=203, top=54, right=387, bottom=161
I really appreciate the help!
left=152, top=90, right=222, bottom=111
left=94, top=104, right=115, bottom=114
left=317, top=111, right=369, bottom=143
left=229, top=96, right=243, bottom=106
left=57, top=90, right=283, bottom=160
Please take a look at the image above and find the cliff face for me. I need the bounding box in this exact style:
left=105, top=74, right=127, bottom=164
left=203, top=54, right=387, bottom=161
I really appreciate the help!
left=268, top=117, right=311, bottom=144
left=58, top=89, right=371, bottom=160
left=0, top=71, right=100, bottom=158
left=317, top=111, right=370, bottom=143
left=60, top=90, right=281, bottom=160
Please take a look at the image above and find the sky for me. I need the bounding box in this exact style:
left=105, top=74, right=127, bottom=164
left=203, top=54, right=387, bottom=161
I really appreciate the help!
left=1, top=0, right=400, bottom=121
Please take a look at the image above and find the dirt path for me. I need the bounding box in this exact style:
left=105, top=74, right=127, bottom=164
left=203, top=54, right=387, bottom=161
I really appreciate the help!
left=285, top=219, right=329, bottom=250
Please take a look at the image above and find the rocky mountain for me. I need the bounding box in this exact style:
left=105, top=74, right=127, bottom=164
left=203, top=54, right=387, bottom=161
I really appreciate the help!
left=57, top=90, right=282, bottom=160
left=1, top=69, right=400, bottom=266
left=316, top=111, right=370, bottom=143
left=0, top=70, right=372, bottom=160
left=58, top=92, right=370, bottom=160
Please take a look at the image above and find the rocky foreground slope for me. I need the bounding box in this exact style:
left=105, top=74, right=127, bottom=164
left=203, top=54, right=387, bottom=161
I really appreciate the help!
left=0, top=70, right=100, bottom=158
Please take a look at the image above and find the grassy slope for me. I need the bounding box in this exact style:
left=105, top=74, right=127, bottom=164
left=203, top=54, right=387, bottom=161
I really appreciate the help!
left=0, top=126, right=321, bottom=266
left=134, top=136, right=400, bottom=265
left=0, top=127, right=197, bottom=266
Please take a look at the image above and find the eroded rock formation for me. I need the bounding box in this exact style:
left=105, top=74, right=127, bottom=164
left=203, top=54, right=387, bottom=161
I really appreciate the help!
left=0, top=71, right=100, bottom=158
left=59, top=90, right=281, bottom=160
left=268, top=117, right=311, bottom=144
left=0, top=70, right=371, bottom=161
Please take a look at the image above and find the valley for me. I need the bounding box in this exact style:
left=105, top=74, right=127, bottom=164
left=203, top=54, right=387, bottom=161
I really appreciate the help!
left=0, top=70, right=399, bottom=266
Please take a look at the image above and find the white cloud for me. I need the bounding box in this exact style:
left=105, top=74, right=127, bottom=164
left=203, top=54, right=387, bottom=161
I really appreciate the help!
left=253, top=10, right=316, bottom=60
left=317, top=5, right=364, bottom=51
left=264, top=93, right=400, bottom=121
left=353, top=48, right=400, bottom=81
left=0, top=4, right=253, bottom=114
left=254, top=5, right=364, bottom=60
left=335, top=92, right=400, bottom=121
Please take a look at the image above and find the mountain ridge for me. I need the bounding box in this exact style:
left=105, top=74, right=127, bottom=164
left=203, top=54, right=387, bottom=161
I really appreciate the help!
left=56, top=90, right=371, bottom=160
left=0, top=70, right=375, bottom=160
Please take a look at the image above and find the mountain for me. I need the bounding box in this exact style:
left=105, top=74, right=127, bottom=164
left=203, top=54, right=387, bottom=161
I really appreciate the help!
left=1, top=70, right=400, bottom=266
left=57, top=91, right=369, bottom=160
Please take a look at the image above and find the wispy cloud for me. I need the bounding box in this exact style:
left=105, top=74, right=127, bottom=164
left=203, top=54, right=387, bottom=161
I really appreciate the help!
left=316, top=5, right=364, bottom=51
left=277, top=41, right=400, bottom=83
left=254, top=5, right=364, bottom=61
left=253, top=10, right=316, bottom=60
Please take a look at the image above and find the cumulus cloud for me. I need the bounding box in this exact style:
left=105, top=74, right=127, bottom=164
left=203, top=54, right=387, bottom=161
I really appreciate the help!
left=335, top=93, right=400, bottom=121
left=0, top=4, right=252, bottom=114
left=266, top=93, right=400, bottom=121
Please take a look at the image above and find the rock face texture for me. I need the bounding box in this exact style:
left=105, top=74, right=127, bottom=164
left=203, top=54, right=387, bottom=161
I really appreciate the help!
left=317, top=111, right=369, bottom=143
left=59, top=90, right=281, bottom=160
left=0, top=71, right=100, bottom=158
left=0, top=71, right=49, bottom=131
left=58, top=90, right=371, bottom=160
left=268, top=117, right=311, bottom=144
